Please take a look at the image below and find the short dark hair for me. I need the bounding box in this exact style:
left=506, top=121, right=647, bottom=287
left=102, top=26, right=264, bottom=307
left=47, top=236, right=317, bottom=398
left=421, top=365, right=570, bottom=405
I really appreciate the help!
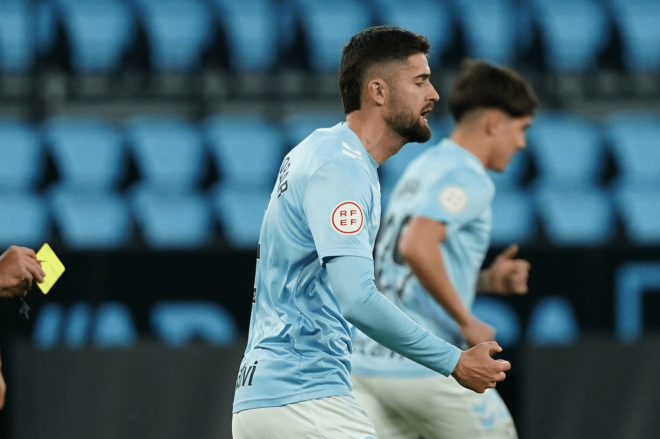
left=339, top=26, right=431, bottom=114
left=449, top=59, right=538, bottom=123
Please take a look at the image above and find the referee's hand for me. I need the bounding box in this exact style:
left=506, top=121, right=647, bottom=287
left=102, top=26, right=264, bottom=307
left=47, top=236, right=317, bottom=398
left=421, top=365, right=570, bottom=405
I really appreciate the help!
left=0, top=246, right=46, bottom=298
left=451, top=342, right=511, bottom=394
left=0, top=369, right=5, bottom=410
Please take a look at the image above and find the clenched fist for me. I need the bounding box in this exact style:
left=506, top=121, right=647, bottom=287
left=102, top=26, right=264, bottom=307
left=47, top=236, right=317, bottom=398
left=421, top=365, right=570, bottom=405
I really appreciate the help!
left=0, top=246, right=46, bottom=298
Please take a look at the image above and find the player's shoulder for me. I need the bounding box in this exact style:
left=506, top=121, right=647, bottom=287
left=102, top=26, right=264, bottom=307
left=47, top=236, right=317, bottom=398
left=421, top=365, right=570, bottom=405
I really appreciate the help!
left=431, top=140, right=493, bottom=191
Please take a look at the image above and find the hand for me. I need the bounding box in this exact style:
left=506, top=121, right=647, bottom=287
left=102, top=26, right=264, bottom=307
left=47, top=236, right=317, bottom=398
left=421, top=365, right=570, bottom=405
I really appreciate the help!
left=460, top=316, right=495, bottom=348
left=0, top=368, right=5, bottom=410
left=485, top=244, right=530, bottom=295
left=451, top=341, right=511, bottom=393
left=0, top=246, right=46, bottom=298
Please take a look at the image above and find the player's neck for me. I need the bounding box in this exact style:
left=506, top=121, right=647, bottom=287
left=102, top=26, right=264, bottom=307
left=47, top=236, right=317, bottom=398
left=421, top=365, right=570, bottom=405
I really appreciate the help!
left=449, top=128, right=490, bottom=168
left=346, top=112, right=405, bottom=165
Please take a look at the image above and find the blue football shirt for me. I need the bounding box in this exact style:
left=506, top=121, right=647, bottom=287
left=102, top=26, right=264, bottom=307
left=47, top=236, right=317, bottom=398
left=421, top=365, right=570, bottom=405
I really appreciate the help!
left=233, top=122, right=381, bottom=413
left=352, top=139, right=495, bottom=377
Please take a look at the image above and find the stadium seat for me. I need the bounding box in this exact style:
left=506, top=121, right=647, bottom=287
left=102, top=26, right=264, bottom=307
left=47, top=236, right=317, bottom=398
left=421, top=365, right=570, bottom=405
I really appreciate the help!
left=528, top=296, right=580, bottom=346
left=33, top=303, right=65, bottom=349
left=536, top=188, right=614, bottom=246
left=0, top=119, right=43, bottom=191
left=487, top=151, right=528, bottom=190
left=93, top=302, right=138, bottom=348
left=151, top=301, right=238, bottom=347
left=472, top=297, right=521, bottom=348
left=50, top=189, right=131, bottom=250
left=213, top=184, right=270, bottom=248
left=490, top=190, right=535, bottom=246
left=44, top=117, right=125, bottom=192
left=605, top=113, right=660, bottom=186
left=0, top=194, right=50, bottom=248
left=527, top=114, right=604, bottom=188
left=132, top=189, right=213, bottom=249
left=55, top=0, right=134, bottom=73
left=63, top=302, right=94, bottom=349
left=133, top=0, right=213, bottom=71
left=283, top=111, right=346, bottom=148
left=608, top=0, right=660, bottom=72
left=209, top=0, right=279, bottom=71
left=204, top=115, right=284, bottom=189
left=293, top=0, right=371, bottom=72
left=35, top=0, right=57, bottom=57
left=452, top=0, right=517, bottom=65
left=126, top=116, right=205, bottom=192
left=615, top=262, right=660, bottom=341
left=530, top=0, right=609, bottom=72
left=371, top=0, right=453, bottom=67
left=616, top=186, right=660, bottom=245
left=0, top=0, right=35, bottom=72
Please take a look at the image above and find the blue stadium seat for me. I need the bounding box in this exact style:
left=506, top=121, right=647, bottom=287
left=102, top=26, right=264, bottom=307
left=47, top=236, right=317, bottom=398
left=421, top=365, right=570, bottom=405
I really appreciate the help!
left=63, top=302, right=93, bottom=349
left=0, top=0, right=35, bottom=72
left=50, top=189, right=131, bottom=250
left=615, top=262, right=660, bottom=341
left=452, top=0, right=517, bottom=64
left=0, top=194, right=50, bottom=248
left=490, top=190, right=535, bottom=246
left=44, top=117, right=125, bottom=192
left=93, top=302, right=138, bottom=348
left=209, top=0, right=279, bottom=71
left=151, top=301, right=238, bottom=347
left=528, top=296, right=580, bottom=346
left=536, top=188, right=614, bottom=246
left=283, top=112, right=346, bottom=148
left=372, top=0, right=453, bottom=67
left=531, top=0, right=609, bottom=72
left=294, top=0, right=371, bottom=72
left=213, top=184, right=270, bottom=248
left=205, top=115, right=284, bottom=189
left=487, top=151, right=528, bottom=190
left=616, top=186, right=660, bottom=245
left=0, top=119, right=43, bottom=192
left=33, top=303, right=65, bottom=349
left=35, top=0, right=57, bottom=57
left=608, top=0, right=660, bottom=72
left=134, top=0, right=213, bottom=71
left=132, top=189, right=212, bottom=249
left=472, top=297, right=521, bottom=348
left=55, top=0, right=134, bottom=73
left=527, top=114, right=604, bottom=188
left=126, top=116, right=205, bottom=192
left=605, top=113, right=660, bottom=186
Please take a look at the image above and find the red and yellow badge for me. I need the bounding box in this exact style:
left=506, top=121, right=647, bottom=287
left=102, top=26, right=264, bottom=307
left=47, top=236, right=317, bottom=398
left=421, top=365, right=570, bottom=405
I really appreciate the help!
left=331, top=201, right=364, bottom=234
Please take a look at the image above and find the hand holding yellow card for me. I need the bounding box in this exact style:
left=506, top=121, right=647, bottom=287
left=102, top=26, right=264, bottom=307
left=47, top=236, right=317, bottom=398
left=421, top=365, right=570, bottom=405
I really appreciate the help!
left=36, top=243, right=65, bottom=294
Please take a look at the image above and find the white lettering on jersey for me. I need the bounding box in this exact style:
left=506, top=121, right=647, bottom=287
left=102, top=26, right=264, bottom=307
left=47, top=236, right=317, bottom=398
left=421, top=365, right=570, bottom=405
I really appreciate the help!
left=331, top=201, right=364, bottom=234
left=438, top=186, right=468, bottom=214
left=342, top=142, right=362, bottom=160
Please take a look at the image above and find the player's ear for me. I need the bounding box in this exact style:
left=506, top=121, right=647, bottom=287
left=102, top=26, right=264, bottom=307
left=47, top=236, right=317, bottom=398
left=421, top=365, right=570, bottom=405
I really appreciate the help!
left=366, top=78, right=387, bottom=107
left=484, top=110, right=505, bottom=136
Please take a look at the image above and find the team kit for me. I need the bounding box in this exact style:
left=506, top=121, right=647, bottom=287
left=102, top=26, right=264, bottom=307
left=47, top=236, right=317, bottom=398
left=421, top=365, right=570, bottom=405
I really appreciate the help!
left=233, top=26, right=536, bottom=439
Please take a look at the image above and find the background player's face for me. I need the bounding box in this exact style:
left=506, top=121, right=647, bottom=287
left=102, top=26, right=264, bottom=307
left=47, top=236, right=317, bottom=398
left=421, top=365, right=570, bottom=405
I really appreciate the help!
left=489, top=115, right=532, bottom=172
left=384, top=53, right=439, bottom=144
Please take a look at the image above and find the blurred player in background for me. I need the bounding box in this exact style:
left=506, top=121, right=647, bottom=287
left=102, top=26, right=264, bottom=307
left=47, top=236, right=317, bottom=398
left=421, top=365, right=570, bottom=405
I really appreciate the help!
left=0, top=246, right=46, bottom=409
left=351, top=60, right=537, bottom=438
left=232, top=29, right=511, bottom=439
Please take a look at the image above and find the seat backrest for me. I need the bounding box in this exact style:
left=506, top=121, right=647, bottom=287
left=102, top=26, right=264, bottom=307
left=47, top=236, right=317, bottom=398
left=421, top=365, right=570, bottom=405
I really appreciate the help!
left=605, top=113, right=660, bottom=185
left=152, top=301, right=238, bottom=346
left=608, top=0, right=660, bottom=71
left=528, top=296, right=580, bottom=346
left=0, top=194, right=50, bottom=248
left=283, top=111, right=346, bottom=148
left=0, top=119, right=43, bottom=191
left=0, top=0, right=35, bottom=72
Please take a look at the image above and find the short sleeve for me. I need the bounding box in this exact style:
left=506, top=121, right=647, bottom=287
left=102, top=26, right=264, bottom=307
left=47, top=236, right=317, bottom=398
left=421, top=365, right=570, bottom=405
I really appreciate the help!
left=303, top=161, right=374, bottom=263
left=415, top=168, right=493, bottom=235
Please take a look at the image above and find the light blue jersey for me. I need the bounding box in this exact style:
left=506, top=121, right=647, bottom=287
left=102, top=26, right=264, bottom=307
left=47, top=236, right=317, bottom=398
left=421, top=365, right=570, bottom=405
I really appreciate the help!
left=352, top=139, right=495, bottom=377
left=233, top=123, right=381, bottom=413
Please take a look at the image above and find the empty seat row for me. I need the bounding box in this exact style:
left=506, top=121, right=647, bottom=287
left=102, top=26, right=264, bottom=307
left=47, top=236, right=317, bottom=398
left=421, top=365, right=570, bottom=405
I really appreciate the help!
left=2, top=0, right=660, bottom=73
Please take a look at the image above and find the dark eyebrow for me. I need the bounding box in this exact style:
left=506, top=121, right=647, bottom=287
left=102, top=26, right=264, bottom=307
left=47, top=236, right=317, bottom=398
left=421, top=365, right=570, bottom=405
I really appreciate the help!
left=414, top=73, right=431, bottom=80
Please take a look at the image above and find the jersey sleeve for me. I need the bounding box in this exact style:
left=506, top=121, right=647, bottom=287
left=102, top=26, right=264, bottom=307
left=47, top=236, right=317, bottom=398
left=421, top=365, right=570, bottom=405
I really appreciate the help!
left=415, top=168, right=493, bottom=236
left=303, top=161, right=374, bottom=263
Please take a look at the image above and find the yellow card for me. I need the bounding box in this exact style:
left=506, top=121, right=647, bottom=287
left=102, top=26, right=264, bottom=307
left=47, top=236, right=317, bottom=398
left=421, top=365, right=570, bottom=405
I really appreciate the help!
left=36, top=243, right=65, bottom=294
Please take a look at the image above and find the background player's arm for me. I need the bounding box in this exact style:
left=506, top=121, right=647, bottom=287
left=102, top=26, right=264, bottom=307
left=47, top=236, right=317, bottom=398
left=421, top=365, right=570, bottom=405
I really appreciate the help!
left=399, top=216, right=494, bottom=347
left=476, top=244, right=530, bottom=295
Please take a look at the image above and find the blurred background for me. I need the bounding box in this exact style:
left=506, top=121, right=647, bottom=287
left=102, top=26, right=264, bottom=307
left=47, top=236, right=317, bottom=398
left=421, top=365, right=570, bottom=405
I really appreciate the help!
left=0, top=0, right=659, bottom=437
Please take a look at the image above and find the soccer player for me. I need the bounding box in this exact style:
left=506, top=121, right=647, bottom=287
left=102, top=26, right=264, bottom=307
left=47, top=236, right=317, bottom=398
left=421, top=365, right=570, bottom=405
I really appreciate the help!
left=0, top=245, right=46, bottom=409
left=232, top=28, right=511, bottom=438
left=350, top=59, right=537, bottom=439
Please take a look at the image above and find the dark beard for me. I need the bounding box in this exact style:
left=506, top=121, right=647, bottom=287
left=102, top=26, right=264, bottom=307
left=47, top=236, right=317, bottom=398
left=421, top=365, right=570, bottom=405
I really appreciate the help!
left=384, top=103, right=432, bottom=144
